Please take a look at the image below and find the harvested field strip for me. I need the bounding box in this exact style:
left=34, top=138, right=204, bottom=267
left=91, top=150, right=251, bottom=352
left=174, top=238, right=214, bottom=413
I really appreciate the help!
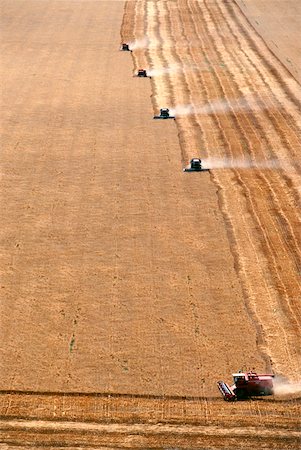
left=2, top=419, right=301, bottom=450
left=1, top=391, right=300, bottom=429
left=121, top=0, right=301, bottom=380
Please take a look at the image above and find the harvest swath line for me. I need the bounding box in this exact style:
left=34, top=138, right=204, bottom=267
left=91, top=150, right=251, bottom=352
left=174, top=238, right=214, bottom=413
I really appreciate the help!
left=1, top=418, right=300, bottom=450
left=0, top=389, right=218, bottom=401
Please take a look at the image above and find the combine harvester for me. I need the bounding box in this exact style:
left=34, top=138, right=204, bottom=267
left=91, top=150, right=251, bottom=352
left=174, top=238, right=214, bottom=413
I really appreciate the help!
left=218, top=371, right=274, bottom=401
left=135, top=69, right=151, bottom=78
left=120, top=43, right=131, bottom=52
left=183, top=158, right=209, bottom=172
left=153, top=108, right=175, bottom=120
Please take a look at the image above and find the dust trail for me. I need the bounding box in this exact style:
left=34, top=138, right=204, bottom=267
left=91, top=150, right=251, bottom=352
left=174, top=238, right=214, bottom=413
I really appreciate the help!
left=128, top=37, right=149, bottom=50
left=201, top=157, right=280, bottom=170
left=169, top=95, right=272, bottom=117
left=196, top=96, right=270, bottom=115
left=147, top=64, right=183, bottom=77
left=273, top=377, right=301, bottom=396
left=169, top=104, right=194, bottom=116
left=147, top=64, right=201, bottom=77
left=128, top=37, right=159, bottom=51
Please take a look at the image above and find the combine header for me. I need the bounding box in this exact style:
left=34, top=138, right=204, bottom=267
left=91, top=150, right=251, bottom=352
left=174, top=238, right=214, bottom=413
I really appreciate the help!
left=120, top=43, right=131, bottom=52
left=153, top=108, right=175, bottom=120
left=218, top=371, right=274, bottom=401
left=183, top=158, right=209, bottom=172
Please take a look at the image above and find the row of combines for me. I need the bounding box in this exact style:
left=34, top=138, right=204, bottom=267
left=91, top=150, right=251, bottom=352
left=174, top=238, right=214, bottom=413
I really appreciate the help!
left=121, top=41, right=276, bottom=401
left=120, top=43, right=209, bottom=173
left=120, top=41, right=276, bottom=401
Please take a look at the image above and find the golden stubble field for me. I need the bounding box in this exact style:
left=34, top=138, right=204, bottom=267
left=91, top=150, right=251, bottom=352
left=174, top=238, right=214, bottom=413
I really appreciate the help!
left=1, top=0, right=300, bottom=448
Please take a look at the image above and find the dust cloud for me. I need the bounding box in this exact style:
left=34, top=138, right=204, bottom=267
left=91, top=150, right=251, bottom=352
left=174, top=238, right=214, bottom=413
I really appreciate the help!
left=128, top=37, right=159, bottom=51
left=169, top=104, right=194, bottom=116
left=128, top=37, right=149, bottom=50
left=273, top=377, right=301, bottom=396
left=147, top=64, right=182, bottom=77
left=147, top=64, right=200, bottom=77
left=169, top=95, right=271, bottom=117
left=201, top=157, right=279, bottom=170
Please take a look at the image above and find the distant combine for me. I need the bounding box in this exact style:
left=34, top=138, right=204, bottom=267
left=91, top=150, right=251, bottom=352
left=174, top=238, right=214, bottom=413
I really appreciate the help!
left=121, top=47, right=213, bottom=173
left=135, top=69, right=151, bottom=78
left=120, top=42, right=131, bottom=52
left=183, top=158, right=210, bottom=172
left=153, top=108, right=175, bottom=120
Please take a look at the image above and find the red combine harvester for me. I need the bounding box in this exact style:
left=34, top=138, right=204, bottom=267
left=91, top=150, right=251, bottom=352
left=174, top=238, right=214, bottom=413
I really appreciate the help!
left=218, top=371, right=274, bottom=401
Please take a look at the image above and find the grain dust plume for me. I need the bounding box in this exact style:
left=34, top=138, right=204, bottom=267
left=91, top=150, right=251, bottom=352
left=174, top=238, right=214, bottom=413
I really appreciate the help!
left=147, top=64, right=182, bottom=77
left=147, top=64, right=200, bottom=77
left=128, top=37, right=159, bottom=51
left=169, top=95, right=271, bottom=117
left=201, top=157, right=279, bottom=170
left=273, top=377, right=301, bottom=396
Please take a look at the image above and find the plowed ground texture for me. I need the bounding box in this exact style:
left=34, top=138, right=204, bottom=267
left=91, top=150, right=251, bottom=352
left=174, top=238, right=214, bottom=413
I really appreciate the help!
left=1, top=0, right=301, bottom=449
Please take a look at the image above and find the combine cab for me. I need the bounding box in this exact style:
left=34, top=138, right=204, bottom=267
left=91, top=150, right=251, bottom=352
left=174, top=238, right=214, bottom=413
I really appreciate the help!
left=183, top=158, right=209, bottom=172
left=153, top=108, right=175, bottom=120
left=218, top=372, right=274, bottom=401
left=120, top=43, right=131, bottom=52
left=136, top=69, right=150, bottom=78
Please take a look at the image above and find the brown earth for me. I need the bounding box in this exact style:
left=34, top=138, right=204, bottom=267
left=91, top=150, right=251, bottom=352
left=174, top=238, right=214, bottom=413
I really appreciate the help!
left=1, top=0, right=300, bottom=449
